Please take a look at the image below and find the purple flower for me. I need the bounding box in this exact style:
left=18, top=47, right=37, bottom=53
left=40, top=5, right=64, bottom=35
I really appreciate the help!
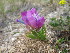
left=16, top=8, right=45, bottom=29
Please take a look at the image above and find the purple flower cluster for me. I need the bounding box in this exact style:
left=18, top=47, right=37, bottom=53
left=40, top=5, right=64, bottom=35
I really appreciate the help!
left=16, top=8, right=45, bottom=29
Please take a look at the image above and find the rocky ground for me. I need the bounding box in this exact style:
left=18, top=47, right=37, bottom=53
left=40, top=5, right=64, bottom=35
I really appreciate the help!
left=0, top=0, right=70, bottom=53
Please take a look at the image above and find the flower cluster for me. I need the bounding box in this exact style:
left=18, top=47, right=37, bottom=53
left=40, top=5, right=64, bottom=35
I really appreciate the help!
left=59, top=0, right=67, bottom=5
left=16, top=8, right=45, bottom=30
left=16, top=8, right=46, bottom=40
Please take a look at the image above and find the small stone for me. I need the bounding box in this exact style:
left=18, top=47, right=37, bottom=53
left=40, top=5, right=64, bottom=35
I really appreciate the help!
left=13, top=33, right=20, bottom=37
left=11, top=37, right=17, bottom=42
left=19, top=28, right=24, bottom=33
left=18, top=41, right=21, bottom=43
left=47, top=45, right=51, bottom=50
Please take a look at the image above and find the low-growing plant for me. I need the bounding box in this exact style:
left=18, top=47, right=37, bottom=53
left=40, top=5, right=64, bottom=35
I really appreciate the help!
left=49, top=16, right=70, bottom=38
left=0, top=0, right=4, bottom=14
left=60, top=49, right=68, bottom=53
left=16, top=8, right=47, bottom=41
left=27, top=25, right=46, bottom=40
left=57, top=38, right=66, bottom=43
left=55, top=45, right=59, bottom=49
left=49, top=16, right=70, bottom=31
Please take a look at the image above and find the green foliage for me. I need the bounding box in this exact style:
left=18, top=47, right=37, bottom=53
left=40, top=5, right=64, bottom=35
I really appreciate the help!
left=67, top=16, right=70, bottom=29
left=57, top=38, right=66, bottom=43
left=0, top=0, right=25, bottom=14
left=13, top=32, right=19, bottom=34
left=27, top=33, right=37, bottom=39
left=60, top=49, right=68, bottom=53
left=49, top=16, right=70, bottom=31
left=55, top=45, right=59, bottom=49
left=0, top=0, right=4, bottom=14
left=6, top=6, right=19, bottom=13
left=49, top=18, right=60, bottom=27
left=7, top=0, right=25, bottom=4
left=27, top=25, right=46, bottom=41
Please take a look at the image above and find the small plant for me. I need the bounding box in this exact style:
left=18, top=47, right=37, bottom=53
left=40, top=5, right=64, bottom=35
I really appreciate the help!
left=55, top=45, right=59, bottom=49
left=16, top=8, right=46, bottom=40
left=0, top=0, right=5, bottom=14
left=60, top=49, right=68, bottom=53
left=49, top=16, right=70, bottom=37
left=27, top=25, right=46, bottom=40
left=57, top=38, right=66, bottom=43
left=49, top=17, right=60, bottom=27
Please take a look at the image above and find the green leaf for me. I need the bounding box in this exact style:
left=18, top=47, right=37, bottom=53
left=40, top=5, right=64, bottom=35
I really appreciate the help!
left=31, top=30, right=38, bottom=36
left=27, top=25, right=46, bottom=40
left=50, top=17, right=56, bottom=21
left=55, top=45, right=59, bottom=49
left=67, top=16, right=70, bottom=20
left=37, top=26, right=46, bottom=40
left=60, top=49, right=68, bottom=53
left=26, top=34, right=37, bottom=39
left=57, top=38, right=66, bottom=43
left=49, top=21, right=59, bottom=27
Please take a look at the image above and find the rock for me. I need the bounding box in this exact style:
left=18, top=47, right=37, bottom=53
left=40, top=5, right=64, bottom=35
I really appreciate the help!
left=18, top=28, right=25, bottom=33
left=11, top=37, right=17, bottom=42
left=13, top=33, right=20, bottom=37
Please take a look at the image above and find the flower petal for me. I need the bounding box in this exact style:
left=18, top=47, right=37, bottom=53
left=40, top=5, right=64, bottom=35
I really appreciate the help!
left=30, top=8, right=37, bottom=14
left=20, top=8, right=45, bottom=29
left=27, top=15, right=37, bottom=29
left=27, top=10, right=33, bottom=18
left=22, top=16, right=29, bottom=25
left=26, top=9, right=38, bottom=29
left=21, top=11, right=27, bottom=17
left=16, top=18, right=24, bottom=24
left=37, top=17, right=45, bottom=28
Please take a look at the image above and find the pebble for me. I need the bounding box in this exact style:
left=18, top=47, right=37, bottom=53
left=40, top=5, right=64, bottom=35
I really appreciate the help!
left=11, top=37, right=17, bottom=42
left=13, top=33, right=20, bottom=37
